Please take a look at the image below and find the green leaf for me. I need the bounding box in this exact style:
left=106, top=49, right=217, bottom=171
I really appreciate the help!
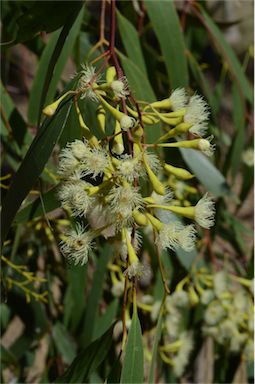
left=1, top=345, right=18, bottom=369
left=14, top=186, right=60, bottom=224
left=93, top=298, right=119, bottom=341
left=81, top=244, right=113, bottom=347
left=148, top=304, right=164, bottom=383
left=52, top=322, right=76, bottom=365
left=59, top=103, right=82, bottom=147
left=240, top=165, right=253, bottom=202
left=15, top=1, right=83, bottom=43
left=120, top=306, right=144, bottom=384
left=63, top=265, right=87, bottom=333
left=0, top=304, right=11, bottom=331
left=175, top=247, right=197, bottom=271
left=27, top=30, right=60, bottom=125
left=199, top=8, right=253, bottom=104
left=119, top=53, right=155, bottom=102
left=117, top=11, right=147, bottom=74
left=228, top=84, right=246, bottom=178
left=1, top=82, right=30, bottom=149
left=28, top=6, right=83, bottom=125
left=145, top=0, right=189, bottom=88
left=180, top=149, right=232, bottom=197
left=119, top=53, right=160, bottom=143
left=1, top=100, right=72, bottom=242
left=56, top=324, right=114, bottom=383
left=187, top=53, right=216, bottom=118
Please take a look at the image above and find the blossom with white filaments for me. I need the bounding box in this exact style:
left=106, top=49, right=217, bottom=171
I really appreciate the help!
left=80, top=146, right=110, bottom=178
left=120, top=115, right=136, bottom=131
left=184, top=94, right=210, bottom=137
left=195, top=193, right=215, bottom=229
left=111, top=77, right=129, bottom=98
left=108, top=184, right=144, bottom=227
left=157, top=222, right=196, bottom=252
left=172, top=332, right=194, bottom=377
left=77, top=64, right=100, bottom=101
left=169, top=88, right=188, bottom=111
left=58, top=140, right=110, bottom=179
left=60, top=224, right=94, bottom=266
left=58, top=181, right=92, bottom=217
left=116, top=154, right=143, bottom=182
left=198, top=136, right=215, bottom=157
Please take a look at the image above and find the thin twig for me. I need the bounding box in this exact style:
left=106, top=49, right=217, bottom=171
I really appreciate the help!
left=153, top=230, right=170, bottom=294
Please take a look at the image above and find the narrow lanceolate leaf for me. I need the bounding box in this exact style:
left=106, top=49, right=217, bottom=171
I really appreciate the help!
left=1, top=101, right=72, bottom=242
left=175, top=247, right=197, bottom=271
left=80, top=244, right=112, bottom=347
left=92, top=298, right=119, bottom=341
left=56, top=324, right=114, bottom=383
left=145, top=0, right=189, bottom=88
left=119, top=52, right=160, bottom=143
left=52, top=322, right=76, bottom=365
left=117, top=11, right=147, bottom=75
left=119, top=53, right=155, bottom=102
left=148, top=304, right=164, bottom=383
left=63, top=265, right=87, bottom=333
left=15, top=1, right=83, bottom=43
left=229, top=84, right=245, bottom=179
left=14, top=186, right=60, bottom=224
left=28, top=5, right=83, bottom=125
left=180, top=149, right=232, bottom=198
left=199, top=8, right=253, bottom=104
left=120, top=307, right=144, bottom=384
left=187, top=52, right=216, bottom=119
left=1, top=82, right=30, bottom=148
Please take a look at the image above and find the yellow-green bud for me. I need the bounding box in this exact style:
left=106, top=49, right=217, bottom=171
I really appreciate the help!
left=106, top=66, right=117, bottom=84
left=112, top=120, right=124, bottom=155
left=132, top=209, right=148, bottom=226
left=96, top=105, right=106, bottom=134
left=143, top=156, right=165, bottom=195
left=43, top=91, right=76, bottom=116
left=164, top=163, right=194, bottom=180
left=145, top=213, right=163, bottom=231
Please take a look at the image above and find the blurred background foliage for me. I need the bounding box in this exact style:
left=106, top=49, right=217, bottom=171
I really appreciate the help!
left=0, top=0, right=254, bottom=383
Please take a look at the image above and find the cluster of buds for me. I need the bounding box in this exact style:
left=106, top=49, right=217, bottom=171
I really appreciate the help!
left=159, top=290, right=193, bottom=377
left=201, top=271, right=254, bottom=360
left=147, top=267, right=253, bottom=377
left=46, top=64, right=216, bottom=276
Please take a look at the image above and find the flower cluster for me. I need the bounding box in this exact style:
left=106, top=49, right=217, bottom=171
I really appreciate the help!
left=47, top=64, right=216, bottom=274
left=145, top=268, right=253, bottom=378
left=161, top=290, right=193, bottom=377
left=202, top=271, right=254, bottom=360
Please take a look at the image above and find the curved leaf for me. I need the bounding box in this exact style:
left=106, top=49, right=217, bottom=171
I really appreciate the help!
left=117, top=11, right=147, bottom=74
left=199, top=8, right=253, bottom=104
left=14, top=186, right=60, bottom=224
left=180, top=148, right=232, bottom=198
left=56, top=324, right=114, bottom=383
left=1, top=101, right=72, bottom=242
left=120, top=306, right=144, bottom=384
left=28, top=5, right=83, bottom=125
left=148, top=305, right=164, bottom=384
left=145, top=0, right=189, bottom=88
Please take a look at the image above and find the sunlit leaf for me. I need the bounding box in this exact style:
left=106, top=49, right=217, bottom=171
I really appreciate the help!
left=145, top=0, right=189, bottom=88
left=120, top=306, right=144, bottom=384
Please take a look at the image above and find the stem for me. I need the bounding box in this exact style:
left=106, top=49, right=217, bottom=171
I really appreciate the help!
left=205, top=229, right=218, bottom=270
left=153, top=230, right=170, bottom=294
left=100, top=0, right=106, bottom=41
left=110, top=0, right=124, bottom=79
left=121, top=273, right=129, bottom=349
left=137, top=0, right=145, bottom=36
left=90, top=50, right=110, bottom=66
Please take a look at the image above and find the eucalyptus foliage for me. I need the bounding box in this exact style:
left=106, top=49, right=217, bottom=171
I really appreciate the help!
left=1, top=1, right=253, bottom=384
